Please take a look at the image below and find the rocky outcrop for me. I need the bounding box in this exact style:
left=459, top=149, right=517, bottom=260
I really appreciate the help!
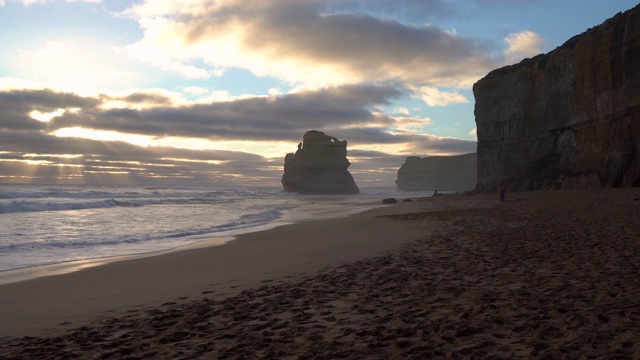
left=282, top=131, right=359, bottom=194
left=396, top=153, right=477, bottom=191
left=474, top=5, right=640, bottom=192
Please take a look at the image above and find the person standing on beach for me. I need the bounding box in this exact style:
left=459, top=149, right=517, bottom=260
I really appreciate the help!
left=500, top=187, right=506, bottom=201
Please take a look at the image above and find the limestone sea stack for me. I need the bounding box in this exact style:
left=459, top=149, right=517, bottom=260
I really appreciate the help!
left=396, top=153, right=477, bottom=191
left=282, top=130, right=359, bottom=194
left=474, top=4, right=640, bottom=192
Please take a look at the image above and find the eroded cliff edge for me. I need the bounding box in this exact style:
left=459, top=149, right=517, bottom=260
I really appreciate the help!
left=473, top=5, right=640, bottom=192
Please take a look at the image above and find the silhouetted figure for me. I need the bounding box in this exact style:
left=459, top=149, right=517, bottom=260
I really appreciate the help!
left=500, top=187, right=506, bottom=201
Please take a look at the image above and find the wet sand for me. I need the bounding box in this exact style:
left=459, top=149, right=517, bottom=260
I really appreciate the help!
left=1, top=189, right=640, bottom=359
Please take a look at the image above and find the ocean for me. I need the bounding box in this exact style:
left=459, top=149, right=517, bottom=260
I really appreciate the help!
left=0, top=184, right=433, bottom=272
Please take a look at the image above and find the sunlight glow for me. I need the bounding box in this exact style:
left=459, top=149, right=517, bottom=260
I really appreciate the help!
left=52, top=128, right=155, bottom=147
left=0, top=158, right=52, bottom=165
left=52, top=131, right=256, bottom=154
left=155, top=137, right=292, bottom=158
left=14, top=39, right=140, bottom=92
left=90, top=165, right=147, bottom=171
left=350, top=144, right=413, bottom=155
left=23, top=153, right=83, bottom=158
left=92, top=160, right=144, bottom=165
left=29, top=109, right=65, bottom=122
left=56, top=163, right=84, bottom=167
left=84, top=170, right=130, bottom=174
left=160, top=158, right=228, bottom=165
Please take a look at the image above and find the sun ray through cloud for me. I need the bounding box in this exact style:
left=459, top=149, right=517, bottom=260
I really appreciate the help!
left=1, top=0, right=637, bottom=186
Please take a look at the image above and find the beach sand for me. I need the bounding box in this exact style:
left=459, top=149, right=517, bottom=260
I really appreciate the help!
left=1, top=189, right=640, bottom=359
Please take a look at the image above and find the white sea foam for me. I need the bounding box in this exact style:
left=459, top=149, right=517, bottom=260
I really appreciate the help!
left=0, top=185, right=436, bottom=272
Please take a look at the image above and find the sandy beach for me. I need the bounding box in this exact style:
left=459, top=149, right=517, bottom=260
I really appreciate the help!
left=1, top=189, right=640, bottom=359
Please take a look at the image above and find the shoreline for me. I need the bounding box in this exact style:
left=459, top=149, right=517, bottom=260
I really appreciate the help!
left=3, top=188, right=638, bottom=358
left=0, top=199, right=430, bottom=338
left=0, top=199, right=389, bottom=286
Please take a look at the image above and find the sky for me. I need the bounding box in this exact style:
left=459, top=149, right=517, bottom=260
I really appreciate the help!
left=0, top=0, right=638, bottom=188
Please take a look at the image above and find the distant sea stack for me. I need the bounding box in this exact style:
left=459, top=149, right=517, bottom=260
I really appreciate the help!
left=474, top=4, right=640, bottom=192
left=396, top=153, right=477, bottom=191
left=282, top=130, right=359, bottom=194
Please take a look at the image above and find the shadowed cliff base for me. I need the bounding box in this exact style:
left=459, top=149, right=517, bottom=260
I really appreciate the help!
left=474, top=4, right=640, bottom=193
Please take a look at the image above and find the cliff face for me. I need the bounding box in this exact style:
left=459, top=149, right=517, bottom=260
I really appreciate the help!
left=474, top=5, right=640, bottom=192
left=396, top=153, right=477, bottom=191
left=282, top=130, right=359, bottom=194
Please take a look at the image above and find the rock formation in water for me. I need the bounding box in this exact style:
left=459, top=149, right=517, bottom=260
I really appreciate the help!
left=474, top=5, right=640, bottom=192
left=396, top=153, right=477, bottom=191
left=282, top=130, right=359, bottom=194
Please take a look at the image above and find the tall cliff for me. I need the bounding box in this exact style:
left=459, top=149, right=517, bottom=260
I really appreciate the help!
left=282, top=130, right=359, bottom=194
left=474, top=5, right=640, bottom=192
left=396, top=153, right=477, bottom=192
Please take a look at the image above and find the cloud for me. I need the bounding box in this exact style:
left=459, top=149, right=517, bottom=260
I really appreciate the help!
left=0, top=89, right=97, bottom=131
left=122, top=0, right=499, bottom=91
left=468, top=128, right=477, bottom=136
left=0, top=129, right=276, bottom=186
left=324, top=0, right=457, bottom=23
left=503, top=30, right=545, bottom=63
left=122, top=19, right=211, bottom=79
left=9, top=0, right=101, bottom=6
left=39, top=83, right=406, bottom=142
left=13, top=39, right=142, bottom=92
left=0, top=84, right=476, bottom=186
left=415, top=86, right=469, bottom=107
left=179, top=86, right=209, bottom=95
left=391, top=107, right=410, bottom=115
left=0, top=85, right=477, bottom=156
left=389, top=114, right=433, bottom=134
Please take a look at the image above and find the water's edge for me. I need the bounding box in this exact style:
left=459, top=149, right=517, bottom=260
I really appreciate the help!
left=0, top=201, right=386, bottom=286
